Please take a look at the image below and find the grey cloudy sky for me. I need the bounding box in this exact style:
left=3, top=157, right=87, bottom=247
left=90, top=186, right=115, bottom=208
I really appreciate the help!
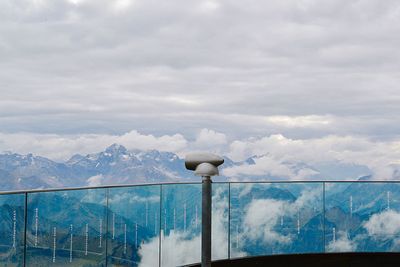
left=0, top=0, right=400, bottom=179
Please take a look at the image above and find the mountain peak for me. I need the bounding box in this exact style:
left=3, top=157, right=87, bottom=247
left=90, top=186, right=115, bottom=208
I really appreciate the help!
left=105, top=143, right=127, bottom=154
left=67, top=154, right=85, bottom=164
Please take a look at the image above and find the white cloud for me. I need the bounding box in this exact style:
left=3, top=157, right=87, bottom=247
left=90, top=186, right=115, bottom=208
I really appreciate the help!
left=243, top=198, right=291, bottom=244
left=240, top=188, right=320, bottom=246
left=137, top=237, right=160, bottom=267
left=113, top=0, right=135, bottom=11
left=265, top=115, right=333, bottom=128
left=108, top=193, right=160, bottom=205
left=226, top=134, right=400, bottom=180
left=326, top=231, right=356, bottom=252
left=193, top=128, right=227, bottom=150
left=67, top=0, right=85, bottom=5
left=222, top=156, right=320, bottom=180
left=87, top=174, right=104, bottom=186
left=1, top=129, right=400, bottom=180
left=199, top=0, right=220, bottom=13
left=292, top=188, right=321, bottom=210
left=0, top=0, right=399, bottom=140
left=326, top=210, right=400, bottom=253
left=223, top=155, right=294, bottom=178
left=363, top=210, right=400, bottom=238
left=0, top=130, right=188, bottom=161
left=159, top=231, right=201, bottom=266
left=138, top=187, right=230, bottom=266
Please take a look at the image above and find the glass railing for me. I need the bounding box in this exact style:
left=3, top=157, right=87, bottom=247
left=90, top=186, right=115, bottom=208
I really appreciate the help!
left=0, top=181, right=399, bottom=266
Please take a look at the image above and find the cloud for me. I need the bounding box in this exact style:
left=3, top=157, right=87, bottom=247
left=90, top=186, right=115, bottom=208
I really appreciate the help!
left=0, top=130, right=188, bottom=160
left=0, top=0, right=400, bottom=140
left=87, top=174, right=104, bottom=186
left=223, top=155, right=295, bottom=178
left=137, top=237, right=160, bottom=267
left=363, top=210, right=400, bottom=238
left=0, top=130, right=192, bottom=162
left=191, top=128, right=228, bottom=155
left=108, top=193, right=160, bottom=205
left=265, top=115, right=333, bottom=128
left=157, top=230, right=201, bottom=266
left=226, top=134, right=400, bottom=180
left=326, top=231, right=356, bottom=252
left=326, top=210, right=400, bottom=253
left=138, top=187, right=230, bottom=266
left=239, top=187, right=320, bottom=246
left=109, top=193, right=160, bottom=208
left=243, top=198, right=291, bottom=244
left=192, top=128, right=227, bottom=152
left=222, top=154, right=321, bottom=180
left=1, top=129, right=400, bottom=180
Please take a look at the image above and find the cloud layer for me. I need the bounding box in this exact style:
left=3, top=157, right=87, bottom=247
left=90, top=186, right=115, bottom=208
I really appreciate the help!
left=1, top=1, right=400, bottom=180
left=0, top=128, right=399, bottom=180
left=0, top=0, right=400, bottom=140
left=224, top=134, right=400, bottom=180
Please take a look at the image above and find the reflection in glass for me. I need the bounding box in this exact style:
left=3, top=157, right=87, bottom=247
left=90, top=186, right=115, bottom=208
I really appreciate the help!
left=160, top=184, right=201, bottom=266
left=229, top=182, right=324, bottom=258
left=160, top=183, right=229, bottom=267
left=26, top=189, right=107, bottom=266
left=325, top=182, right=400, bottom=252
left=0, top=193, right=25, bottom=266
left=211, top=183, right=229, bottom=261
left=108, top=185, right=160, bottom=267
left=2, top=181, right=400, bottom=266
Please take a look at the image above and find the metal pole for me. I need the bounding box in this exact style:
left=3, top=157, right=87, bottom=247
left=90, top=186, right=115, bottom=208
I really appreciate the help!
left=202, top=176, right=212, bottom=267
left=23, top=192, right=28, bottom=267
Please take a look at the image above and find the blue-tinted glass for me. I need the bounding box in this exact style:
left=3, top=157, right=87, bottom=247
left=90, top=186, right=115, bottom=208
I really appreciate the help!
left=325, top=182, right=400, bottom=252
left=0, top=193, right=25, bottom=266
left=160, top=183, right=229, bottom=266
left=230, top=182, right=324, bottom=258
left=8, top=181, right=400, bottom=265
left=160, top=183, right=201, bottom=266
left=26, top=189, right=107, bottom=266
left=211, top=183, right=229, bottom=261
left=107, top=185, right=160, bottom=267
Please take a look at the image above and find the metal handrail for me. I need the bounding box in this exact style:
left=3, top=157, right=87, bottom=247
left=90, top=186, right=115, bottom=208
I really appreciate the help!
left=1, top=179, right=397, bottom=195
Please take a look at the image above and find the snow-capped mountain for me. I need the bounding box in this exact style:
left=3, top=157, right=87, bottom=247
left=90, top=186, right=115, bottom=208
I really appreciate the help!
left=0, top=144, right=375, bottom=191
left=0, top=152, right=77, bottom=190
left=67, top=144, right=190, bottom=185
left=0, top=144, right=193, bottom=191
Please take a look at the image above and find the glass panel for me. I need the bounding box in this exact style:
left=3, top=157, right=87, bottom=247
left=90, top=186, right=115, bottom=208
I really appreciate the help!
left=160, top=183, right=229, bottom=267
left=107, top=185, right=160, bottom=267
left=160, top=184, right=201, bottom=266
left=325, top=182, right=400, bottom=252
left=0, top=193, right=25, bottom=266
left=230, top=182, right=324, bottom=258
left=26, top=189, right=107, bottom=266
left=212, top=183, right=229, bottom=261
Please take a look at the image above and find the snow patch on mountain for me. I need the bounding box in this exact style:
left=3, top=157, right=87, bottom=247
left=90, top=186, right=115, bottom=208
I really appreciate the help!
left=0, top=143, right=381, bottom=191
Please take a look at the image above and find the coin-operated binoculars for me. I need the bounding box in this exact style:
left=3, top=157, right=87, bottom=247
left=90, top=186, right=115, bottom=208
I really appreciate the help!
left=185, top=153, right=224, bottom=267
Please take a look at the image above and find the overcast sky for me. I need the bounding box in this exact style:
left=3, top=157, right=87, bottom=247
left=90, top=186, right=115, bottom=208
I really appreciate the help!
left=0, top=0, right=399, bottom=178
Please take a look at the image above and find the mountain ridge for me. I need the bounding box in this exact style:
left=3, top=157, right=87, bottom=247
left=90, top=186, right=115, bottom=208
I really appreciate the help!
left=0, top=144, right=374, bottom=191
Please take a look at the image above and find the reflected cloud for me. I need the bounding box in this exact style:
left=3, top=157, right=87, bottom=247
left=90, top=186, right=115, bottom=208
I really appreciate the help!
left=138, top=187, right=229, bottom=266
left=363, top=210, right=400, bottom=239
left=327, top=231, right=356, bottom=252
left=238, top=187, right=321, bottom=249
